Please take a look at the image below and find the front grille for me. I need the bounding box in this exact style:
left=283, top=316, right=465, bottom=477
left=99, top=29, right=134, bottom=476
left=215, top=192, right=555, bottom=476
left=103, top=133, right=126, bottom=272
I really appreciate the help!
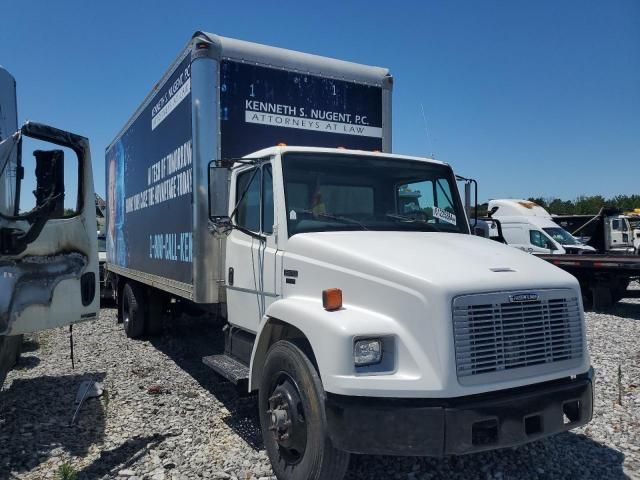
left=453, top=291, right=583, bottom=379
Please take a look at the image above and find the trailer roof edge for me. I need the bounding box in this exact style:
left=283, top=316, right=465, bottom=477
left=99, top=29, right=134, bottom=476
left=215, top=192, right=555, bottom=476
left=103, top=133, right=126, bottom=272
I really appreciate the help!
left=194, top=31, right=391, bottom=87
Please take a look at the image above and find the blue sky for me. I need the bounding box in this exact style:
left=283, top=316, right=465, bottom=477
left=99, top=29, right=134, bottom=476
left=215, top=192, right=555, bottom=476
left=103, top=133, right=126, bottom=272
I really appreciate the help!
left=1, top=0, right=638, bottom=203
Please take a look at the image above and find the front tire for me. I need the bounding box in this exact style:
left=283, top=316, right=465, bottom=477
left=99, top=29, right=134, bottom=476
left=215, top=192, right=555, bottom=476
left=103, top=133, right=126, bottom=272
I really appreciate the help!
left=259, top=340, right=350, bottom=480
left=122, top=283, right=145, bottom=339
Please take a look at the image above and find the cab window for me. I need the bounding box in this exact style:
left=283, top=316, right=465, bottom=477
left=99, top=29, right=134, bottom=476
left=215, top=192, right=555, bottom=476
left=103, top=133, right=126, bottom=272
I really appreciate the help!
left=236, top=169, right=261, bottom=232
left=236, top=163, right=274, bottom=235
left=530, top=230, right=554, bottom=250
left=262, top=165, right=274, bottom=234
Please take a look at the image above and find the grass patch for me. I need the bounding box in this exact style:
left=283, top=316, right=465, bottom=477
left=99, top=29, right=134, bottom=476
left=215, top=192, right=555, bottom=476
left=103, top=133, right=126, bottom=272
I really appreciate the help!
left=56, top=462, right=78, bottom=480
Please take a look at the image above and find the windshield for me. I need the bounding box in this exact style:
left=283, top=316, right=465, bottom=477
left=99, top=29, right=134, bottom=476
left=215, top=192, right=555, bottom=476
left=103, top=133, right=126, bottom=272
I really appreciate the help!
left=282, top=153, right=468, bottom=236
left=543, top=227, right=579, bottom=245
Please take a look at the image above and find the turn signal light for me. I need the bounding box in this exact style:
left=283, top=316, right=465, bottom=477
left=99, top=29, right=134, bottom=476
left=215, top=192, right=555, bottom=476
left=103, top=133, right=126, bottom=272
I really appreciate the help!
left=322, top=288, right=342, bottom=311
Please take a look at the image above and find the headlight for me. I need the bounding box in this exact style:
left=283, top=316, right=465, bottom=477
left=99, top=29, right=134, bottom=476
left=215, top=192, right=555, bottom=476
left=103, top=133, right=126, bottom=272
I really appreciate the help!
left=354, top=339, right=382, bottom=366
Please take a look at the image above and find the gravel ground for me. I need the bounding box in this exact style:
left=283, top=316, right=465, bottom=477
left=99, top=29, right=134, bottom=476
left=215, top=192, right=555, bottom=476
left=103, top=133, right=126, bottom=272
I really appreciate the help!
left=1, top=293, right=639, bottom=480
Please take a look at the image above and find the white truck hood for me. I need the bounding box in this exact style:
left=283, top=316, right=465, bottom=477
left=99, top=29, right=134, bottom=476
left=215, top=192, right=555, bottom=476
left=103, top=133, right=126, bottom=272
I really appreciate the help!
left=285, top=231, right=577, bottom=294
left=280, top=231, right=587, bottom=398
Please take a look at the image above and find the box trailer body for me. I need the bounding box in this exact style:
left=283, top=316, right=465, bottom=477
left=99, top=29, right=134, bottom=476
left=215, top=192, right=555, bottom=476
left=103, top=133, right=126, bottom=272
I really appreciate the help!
left=106, top=32, right=391, bottom=305
left=107, top=33, right=592, bottom=480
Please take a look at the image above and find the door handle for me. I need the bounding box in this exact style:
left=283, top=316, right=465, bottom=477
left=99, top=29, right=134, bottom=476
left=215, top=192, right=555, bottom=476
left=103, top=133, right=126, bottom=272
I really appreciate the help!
left=228, top=267, right=234, bottom=286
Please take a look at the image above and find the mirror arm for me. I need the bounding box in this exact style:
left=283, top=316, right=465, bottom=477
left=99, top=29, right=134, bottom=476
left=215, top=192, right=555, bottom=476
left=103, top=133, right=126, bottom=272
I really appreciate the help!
left=233, top=224, right=266, bottom=242
left=207, top=218, right=266, bottom=242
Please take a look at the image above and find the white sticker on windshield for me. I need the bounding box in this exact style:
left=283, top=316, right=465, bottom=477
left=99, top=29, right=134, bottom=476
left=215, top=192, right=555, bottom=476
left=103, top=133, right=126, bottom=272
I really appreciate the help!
left=433, top=206, right=457, bottom=225
left=289, top=210, right=297, bottom=220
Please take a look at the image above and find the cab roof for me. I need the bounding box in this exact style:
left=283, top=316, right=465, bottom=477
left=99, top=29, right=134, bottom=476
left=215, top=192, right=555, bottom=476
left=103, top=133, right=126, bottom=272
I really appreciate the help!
left=243, top=146, right=448, bottom=167
left=488, top=199, right=552, bottom=218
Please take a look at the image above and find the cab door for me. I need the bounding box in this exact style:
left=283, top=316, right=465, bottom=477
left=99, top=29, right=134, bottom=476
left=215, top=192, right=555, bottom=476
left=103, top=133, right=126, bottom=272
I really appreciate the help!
left=225, top=161, right=279, bottom=333
left=0, top=122, right=99, bottom=336
left=528, top=228, right=562, bottom=254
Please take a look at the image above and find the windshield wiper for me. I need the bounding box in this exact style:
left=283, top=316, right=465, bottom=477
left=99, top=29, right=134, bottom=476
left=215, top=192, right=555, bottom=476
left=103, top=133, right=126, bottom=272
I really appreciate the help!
left=301, top=210, right=368, bottom=231
left=385, top=213, right=442, bottom=232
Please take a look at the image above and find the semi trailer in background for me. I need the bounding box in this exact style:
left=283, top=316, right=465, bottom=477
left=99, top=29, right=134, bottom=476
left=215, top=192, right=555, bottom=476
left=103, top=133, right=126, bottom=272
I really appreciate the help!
left=0, top=67, right=99, bottom=386
left=487, top=199, right=596, bottom=255
left=106, top=32, right=593, bottom=480
left=484, top=199, right=640, bottom=311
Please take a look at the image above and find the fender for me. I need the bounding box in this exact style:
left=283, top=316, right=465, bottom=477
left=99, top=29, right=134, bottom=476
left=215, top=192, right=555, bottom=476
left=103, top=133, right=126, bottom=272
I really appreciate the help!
left=248, top=295, right=426, bottom=394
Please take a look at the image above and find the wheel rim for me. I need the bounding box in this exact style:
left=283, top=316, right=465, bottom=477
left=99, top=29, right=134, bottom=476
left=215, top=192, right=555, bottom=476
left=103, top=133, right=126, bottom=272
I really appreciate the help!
left=267, top=372, right=307, bottom=463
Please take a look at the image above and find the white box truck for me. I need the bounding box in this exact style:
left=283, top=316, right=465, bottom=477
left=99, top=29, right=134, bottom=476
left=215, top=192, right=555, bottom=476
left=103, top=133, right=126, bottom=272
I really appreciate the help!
left=106, top=33, right=593, bottom=480
left=1, top=67, right=99, bottom=385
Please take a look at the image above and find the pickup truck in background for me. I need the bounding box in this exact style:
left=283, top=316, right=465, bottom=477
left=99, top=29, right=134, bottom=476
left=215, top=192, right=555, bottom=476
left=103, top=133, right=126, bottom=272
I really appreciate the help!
left=105, top=33, right=593, bottom=480
left=0, top=66, right=99, bottom=386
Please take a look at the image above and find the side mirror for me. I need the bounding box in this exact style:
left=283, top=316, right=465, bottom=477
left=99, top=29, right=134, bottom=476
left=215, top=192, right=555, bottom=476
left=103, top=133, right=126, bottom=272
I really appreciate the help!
left=208, top=161, right=230, bottom=221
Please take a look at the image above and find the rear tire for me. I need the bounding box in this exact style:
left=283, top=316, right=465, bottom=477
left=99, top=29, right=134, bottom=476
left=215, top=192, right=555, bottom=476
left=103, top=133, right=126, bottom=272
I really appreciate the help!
left=122, top=283, right=145, bottom=339
left=259, top=340, right=350, bottom=480
left=0, top=334, right=22, bottom=388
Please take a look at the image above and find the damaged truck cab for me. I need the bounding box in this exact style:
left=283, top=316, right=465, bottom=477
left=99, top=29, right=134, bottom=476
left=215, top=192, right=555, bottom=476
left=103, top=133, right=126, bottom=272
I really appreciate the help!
left=0, top=67, right=99, bottom=384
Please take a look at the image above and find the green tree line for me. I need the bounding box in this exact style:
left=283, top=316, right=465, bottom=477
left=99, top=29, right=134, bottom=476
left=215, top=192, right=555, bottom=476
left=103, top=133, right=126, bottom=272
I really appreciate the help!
left=475, top=195, right=640, bottom=217
left=525, top=195, right=640, bottom=215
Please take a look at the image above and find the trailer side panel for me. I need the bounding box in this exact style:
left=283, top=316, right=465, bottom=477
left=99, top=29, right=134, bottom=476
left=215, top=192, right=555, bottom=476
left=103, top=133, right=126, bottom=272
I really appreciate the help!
left=106, top=54, right=194, bottom=288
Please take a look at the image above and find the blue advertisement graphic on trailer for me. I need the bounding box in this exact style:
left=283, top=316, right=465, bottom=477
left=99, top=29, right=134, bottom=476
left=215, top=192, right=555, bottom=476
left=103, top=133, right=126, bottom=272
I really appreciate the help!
left=106, top=55, right=194, bottom=284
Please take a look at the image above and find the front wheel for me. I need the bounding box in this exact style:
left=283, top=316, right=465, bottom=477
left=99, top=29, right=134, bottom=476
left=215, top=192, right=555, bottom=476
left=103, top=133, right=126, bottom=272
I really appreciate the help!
left=259, top=340, right=350, bottom=480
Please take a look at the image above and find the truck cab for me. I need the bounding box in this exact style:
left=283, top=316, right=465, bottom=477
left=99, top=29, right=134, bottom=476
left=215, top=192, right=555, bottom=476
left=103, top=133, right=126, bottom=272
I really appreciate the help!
left=606, top=214, right=633, bottom=252
left=206, top=147, right=593, bottom=477
left=488, top=199, right=595, bottom=255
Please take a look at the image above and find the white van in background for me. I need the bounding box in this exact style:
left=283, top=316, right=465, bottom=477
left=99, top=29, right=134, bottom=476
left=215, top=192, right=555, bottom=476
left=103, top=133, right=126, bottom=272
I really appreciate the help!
left=488, top=199, right=596, bottom=255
